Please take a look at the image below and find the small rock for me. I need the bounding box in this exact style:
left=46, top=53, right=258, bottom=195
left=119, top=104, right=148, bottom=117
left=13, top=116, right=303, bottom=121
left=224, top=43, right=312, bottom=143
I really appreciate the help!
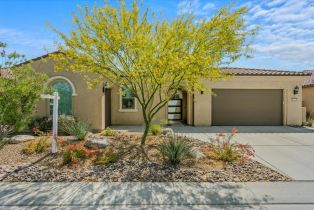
left=191, top=147, right=205, bottom=160
left=162, top=128, right=174, bottom=137
left=84, top=138, right=110, bottom=148
left=9, top=135, right=36, bottom=144
left=66, top=136, right=78, bottom=141
left=84, top=132, right=94, bottom=141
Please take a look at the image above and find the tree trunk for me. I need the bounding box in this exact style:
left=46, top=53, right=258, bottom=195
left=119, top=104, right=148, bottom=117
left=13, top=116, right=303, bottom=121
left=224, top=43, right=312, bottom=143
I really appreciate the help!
left=141, top=122, right=150, bottom=145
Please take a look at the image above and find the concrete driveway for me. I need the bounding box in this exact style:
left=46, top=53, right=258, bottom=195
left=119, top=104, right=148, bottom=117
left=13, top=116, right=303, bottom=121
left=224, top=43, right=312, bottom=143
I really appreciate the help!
left=113, top=125, right=314, bottom=181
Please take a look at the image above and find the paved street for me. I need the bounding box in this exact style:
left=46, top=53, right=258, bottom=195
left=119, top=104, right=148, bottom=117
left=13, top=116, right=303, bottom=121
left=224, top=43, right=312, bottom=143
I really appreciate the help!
left=1, top=182, right=314, bottom=209
left=113, top=125, right=314, bottom=180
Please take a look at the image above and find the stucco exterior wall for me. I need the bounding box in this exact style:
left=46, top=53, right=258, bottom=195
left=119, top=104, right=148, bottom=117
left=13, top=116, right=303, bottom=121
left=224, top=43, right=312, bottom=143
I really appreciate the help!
left=193, top=76, right=308, bottom=126
left=32, top=59, right=105, bottom=130
left=303, top=86, right=314, bottom=117
left=110, top=85, right=167, bottom=125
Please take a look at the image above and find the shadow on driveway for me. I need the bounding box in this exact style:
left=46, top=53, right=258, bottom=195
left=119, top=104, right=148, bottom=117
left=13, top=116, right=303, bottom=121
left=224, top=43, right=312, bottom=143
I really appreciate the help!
left=112, top=125, right=314, bottom=134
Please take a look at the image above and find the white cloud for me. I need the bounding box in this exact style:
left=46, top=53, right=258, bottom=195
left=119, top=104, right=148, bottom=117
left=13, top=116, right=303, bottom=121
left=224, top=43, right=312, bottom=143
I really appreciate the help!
left=202, top=2, right=215, bottom=11
left=0, top=27, right=55, bottom=58
left=177, top=0, right=215, bottom=16
left=246, top=0, right=314, bottom=67
left=267, top=0, right=286, bottom=7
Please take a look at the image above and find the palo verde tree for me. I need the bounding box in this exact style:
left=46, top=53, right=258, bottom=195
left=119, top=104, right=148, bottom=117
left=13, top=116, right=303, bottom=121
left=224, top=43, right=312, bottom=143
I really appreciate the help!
left=0, top=42, right=47, bottom=140
left=50, top=1, right=256, bottom=144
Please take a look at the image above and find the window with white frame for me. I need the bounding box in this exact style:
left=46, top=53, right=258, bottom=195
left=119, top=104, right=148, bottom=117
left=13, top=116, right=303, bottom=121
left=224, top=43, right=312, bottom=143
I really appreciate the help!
left=120, top=86, right=136, bottom=110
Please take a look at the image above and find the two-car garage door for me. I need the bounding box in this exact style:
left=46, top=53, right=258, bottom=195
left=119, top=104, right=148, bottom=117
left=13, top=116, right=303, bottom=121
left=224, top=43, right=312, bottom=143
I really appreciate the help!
left=212, top=89, right=283, bottom=126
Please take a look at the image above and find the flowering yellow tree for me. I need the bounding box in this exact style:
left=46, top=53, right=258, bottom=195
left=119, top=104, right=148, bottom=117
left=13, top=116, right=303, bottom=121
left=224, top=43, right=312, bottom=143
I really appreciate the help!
left=50, top=1, right=256, bottom=144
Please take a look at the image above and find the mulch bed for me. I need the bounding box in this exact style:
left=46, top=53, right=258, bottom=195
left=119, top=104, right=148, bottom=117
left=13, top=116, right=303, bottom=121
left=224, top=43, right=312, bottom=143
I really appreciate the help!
left=0, top=132, right=291, bottom=182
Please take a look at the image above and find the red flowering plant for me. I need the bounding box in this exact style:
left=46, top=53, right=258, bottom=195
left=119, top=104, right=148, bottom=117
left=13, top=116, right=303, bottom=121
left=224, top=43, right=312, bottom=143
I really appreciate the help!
left=56, top=136, right=67, bottom=147
left=32, top=127, right=52, bottom=137
left=62, top=144, right=93, bottom=164
left=32, top=127, right=44, bottom=136
left=210, top=128, right=255, bottom=162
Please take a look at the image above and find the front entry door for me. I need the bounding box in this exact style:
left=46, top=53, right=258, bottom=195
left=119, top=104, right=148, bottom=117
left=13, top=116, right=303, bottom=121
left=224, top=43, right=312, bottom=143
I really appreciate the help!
left=168, top=99, right=182, bottom=122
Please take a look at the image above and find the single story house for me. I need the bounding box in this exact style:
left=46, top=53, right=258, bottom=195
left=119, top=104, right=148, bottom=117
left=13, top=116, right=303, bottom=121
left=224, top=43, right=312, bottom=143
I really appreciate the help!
left=302, top=70, right=314, bottom=117
left=28, top=54, right=310, bottom=130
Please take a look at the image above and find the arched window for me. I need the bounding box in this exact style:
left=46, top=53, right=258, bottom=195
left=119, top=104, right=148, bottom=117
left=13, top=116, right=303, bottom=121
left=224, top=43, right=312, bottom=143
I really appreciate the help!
left=49, top=80, right=73, bottom=115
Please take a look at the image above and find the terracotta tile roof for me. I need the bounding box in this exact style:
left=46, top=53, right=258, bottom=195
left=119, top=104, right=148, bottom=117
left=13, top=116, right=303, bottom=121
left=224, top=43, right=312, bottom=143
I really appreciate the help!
left=0, top=68, right=11, bottom=78
left=221, top=67, right=311, bottom=76
left=303, top=70, right=314, bottom=87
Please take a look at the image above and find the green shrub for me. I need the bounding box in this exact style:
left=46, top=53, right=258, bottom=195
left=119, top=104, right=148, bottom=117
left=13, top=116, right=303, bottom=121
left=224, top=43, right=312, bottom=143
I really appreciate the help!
left=211, top=128, right=255, bottom=162
left=150, top=124, right=162, bottom=135
left=214, top=142, right=241, bottom=162
left=30, top=115, right=76, bottom=133
left=100, top=127, right=116, bottom=136
left=0, top=42, right=47, bottom=133
left=30, top=117, right=52, bottom=132
left=58, top=115, right=76, bottom=130
left=0, top=125, right=12, bottom=144
left=93, top=148, right=119, bottom=165
left=23, top=137, right=50, bottom=154
left=60, top=118, right=90, bottom=140
left=304, top=118, right=314, bottom=127
left=159, top=136, right=192, bottom=165
left=62, top=144, right=89, bottom=164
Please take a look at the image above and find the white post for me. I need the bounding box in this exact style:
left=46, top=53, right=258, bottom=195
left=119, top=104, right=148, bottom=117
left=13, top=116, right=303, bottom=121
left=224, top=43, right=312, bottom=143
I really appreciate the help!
left=52, top=92, right=58, bottom=154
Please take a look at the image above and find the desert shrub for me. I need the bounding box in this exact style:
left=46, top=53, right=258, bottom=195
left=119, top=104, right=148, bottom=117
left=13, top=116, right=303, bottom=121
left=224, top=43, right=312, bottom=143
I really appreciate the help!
left=0, top=125, right=13, bottom=144
left=100, top=127, right=116, bottom=136
left=58, top=115, right=76, bottom=130
left=304, top=118, right=314, bottom=127
left=93, top=148, right=119, bottom=165
left=150, top=124, right=162, bottom=135
left=0, top=42, right=47, bottom=135
left=62, top=144, right=90, bottom=164
left=211, top=128, right=255, bottom=162
left=30, top=117, right=52, bottom=132
left=60, top=118, right=90, bottom=140
left=23, top=137, right=50, bottom=154
left=159, top=136, right=192, bottom=165
left=31, top=115, right=77, bottom=134
left=32, top=127, right=45, bottom=136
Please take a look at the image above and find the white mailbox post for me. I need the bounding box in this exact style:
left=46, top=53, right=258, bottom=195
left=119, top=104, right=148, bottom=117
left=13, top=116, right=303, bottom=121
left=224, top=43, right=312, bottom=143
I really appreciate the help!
left=40, top=92, right=59, bottom=154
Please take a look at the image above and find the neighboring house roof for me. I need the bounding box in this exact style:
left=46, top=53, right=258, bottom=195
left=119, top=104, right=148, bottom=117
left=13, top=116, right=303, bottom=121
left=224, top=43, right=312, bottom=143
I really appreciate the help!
left=0, top=68, right=12, bottom=79
left=15, top=51, right=59, bottom=67
left=303, top=70, right=314, bottom=87
left=221, top=67, right=311, bottom=76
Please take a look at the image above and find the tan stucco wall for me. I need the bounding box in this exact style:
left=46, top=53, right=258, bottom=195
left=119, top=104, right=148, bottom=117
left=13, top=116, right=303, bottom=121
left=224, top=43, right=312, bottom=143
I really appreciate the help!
left=192, top=76, right=308, bottom=126
left=110, top=85, right=167, bottom=125
left=32, top=59, right=105, bottom=130
left=303, top=86, right=314, bottom=117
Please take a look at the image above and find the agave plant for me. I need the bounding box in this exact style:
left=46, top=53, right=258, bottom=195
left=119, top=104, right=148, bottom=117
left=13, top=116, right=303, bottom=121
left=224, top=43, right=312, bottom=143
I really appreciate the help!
left=159, top=135, right=192, bottom=165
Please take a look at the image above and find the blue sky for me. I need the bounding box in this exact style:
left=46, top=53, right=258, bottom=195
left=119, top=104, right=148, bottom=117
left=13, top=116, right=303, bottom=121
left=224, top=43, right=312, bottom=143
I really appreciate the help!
left=0, top=0, right=313, bottom=70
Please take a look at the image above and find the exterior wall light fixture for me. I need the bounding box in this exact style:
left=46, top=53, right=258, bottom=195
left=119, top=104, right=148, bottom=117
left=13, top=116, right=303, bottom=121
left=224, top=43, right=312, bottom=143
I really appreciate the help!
left=293, top=85, right=299, bottom=95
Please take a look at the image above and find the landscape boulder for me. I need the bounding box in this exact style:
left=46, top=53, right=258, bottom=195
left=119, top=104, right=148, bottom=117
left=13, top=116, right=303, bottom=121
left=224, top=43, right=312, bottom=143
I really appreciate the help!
left=191, top=147, right=205, bottom=160
left=84, top=138, right=110, bottom=149
left=162, top=128, right=174, bottom=137
left=9, top=135, right=36, bottom=144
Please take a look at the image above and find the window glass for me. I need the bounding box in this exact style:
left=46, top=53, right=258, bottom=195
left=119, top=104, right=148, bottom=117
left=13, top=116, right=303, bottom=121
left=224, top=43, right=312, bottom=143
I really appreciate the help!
left=121, top=87, right=135, bottom=109
left=50, top=81, right=73, bottom=115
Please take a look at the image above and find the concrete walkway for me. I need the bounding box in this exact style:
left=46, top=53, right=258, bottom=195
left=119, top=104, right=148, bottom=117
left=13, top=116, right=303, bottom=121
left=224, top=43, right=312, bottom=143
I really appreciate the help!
left=1, top=182, right=314, bottom=209
left=112, top=125, right=314, bottom=181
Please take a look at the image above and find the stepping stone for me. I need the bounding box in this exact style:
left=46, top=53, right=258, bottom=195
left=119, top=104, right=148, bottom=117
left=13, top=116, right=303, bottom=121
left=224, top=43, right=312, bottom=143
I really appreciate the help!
left=9, top=135, right=36, bottom=144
